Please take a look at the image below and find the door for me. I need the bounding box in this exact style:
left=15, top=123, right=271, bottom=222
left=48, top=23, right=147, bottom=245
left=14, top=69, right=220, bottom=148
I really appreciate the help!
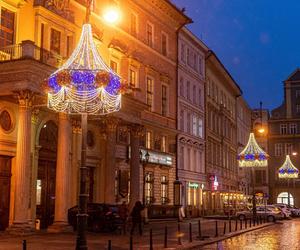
left=0, top=156, right=11, bottom=230
left=36, top=121, right=57, bottom=229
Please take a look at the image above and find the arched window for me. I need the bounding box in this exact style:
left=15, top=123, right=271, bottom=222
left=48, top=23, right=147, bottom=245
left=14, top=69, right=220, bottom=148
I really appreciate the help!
left=277, top=192, right=294, bottom=206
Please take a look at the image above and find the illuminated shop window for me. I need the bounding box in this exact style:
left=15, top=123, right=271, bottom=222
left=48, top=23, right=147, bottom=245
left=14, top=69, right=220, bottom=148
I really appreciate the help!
left=145, top=172, right=154, bottom=205
left=161, top=176, right=168, bottom=204
left=36, top=180, right=42, bottom=205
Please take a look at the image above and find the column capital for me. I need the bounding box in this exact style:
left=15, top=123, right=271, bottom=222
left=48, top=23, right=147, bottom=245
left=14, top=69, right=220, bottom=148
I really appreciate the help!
left=130, top=124, right=144, bottom=138
left=105, top=117, right=119, bottom=133
left=72, top=119, right=81, bottom=134
left=15, top=90, right=35, bottom=108
left=31, top=109, right=40, bottom=124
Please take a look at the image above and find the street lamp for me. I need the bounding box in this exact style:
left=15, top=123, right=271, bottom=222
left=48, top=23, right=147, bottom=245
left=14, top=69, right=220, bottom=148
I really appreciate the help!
left=278, top=155, right=299, bottom=206
left=103, top=6, right=121, bottom=24
left=237, top=133, right=268, bottom=218
left=43, top=1, right=126, bottom=249
left=140, top=150, right=150, bottom=205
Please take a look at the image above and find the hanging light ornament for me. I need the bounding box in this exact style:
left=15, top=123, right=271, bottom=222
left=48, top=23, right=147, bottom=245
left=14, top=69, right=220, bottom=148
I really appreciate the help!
left=278, top=155, right=299, bottom=179
left=237, top=133, right=268, bottom=167
left=44, top=23, right=129, bottom=114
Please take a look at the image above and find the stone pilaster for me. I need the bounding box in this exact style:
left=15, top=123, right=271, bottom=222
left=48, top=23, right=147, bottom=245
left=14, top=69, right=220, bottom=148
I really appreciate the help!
left=9, top=91, right=34, bottom=234
left=104, top=117, right=119, bottom=204
left=48, top=112, right=72, bottom=232
left=129, top=124, right=143, bottom=210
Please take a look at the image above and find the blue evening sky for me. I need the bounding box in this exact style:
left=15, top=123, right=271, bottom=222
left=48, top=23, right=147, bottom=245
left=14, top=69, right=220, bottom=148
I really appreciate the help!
left=172, top=0, right=300, bottom=110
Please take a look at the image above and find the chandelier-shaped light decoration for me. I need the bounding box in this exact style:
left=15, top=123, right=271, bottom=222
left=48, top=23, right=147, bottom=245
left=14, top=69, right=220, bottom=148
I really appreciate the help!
left=43, top=24, right=130, bottom=114
left=237, top=133, right=268, bottom=167
left=278, top=155, right=299, bottom=179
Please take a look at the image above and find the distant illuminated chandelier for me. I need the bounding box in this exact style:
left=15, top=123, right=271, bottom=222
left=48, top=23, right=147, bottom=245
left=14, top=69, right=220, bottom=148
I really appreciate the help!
left=237, top=133, right=268, bottom=167
left=278, top=155, right=299, bottom=179
left=43, top=24, right=128, bottom=114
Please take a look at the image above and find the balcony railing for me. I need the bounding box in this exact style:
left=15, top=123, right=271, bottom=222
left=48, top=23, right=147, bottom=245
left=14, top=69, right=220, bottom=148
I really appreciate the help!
left=34, top=0, right=75, bottom=23
left=0, top=41, right=64, bottom=68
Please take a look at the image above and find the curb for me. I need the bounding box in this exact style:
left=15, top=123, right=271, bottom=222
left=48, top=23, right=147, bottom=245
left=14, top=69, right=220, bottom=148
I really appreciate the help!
left=178, top=222, right=275, bottom=249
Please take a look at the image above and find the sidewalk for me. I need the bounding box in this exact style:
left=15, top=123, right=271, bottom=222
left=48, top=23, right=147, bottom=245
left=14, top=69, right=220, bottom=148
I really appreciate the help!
left=0, top=218, right=275, bottom=250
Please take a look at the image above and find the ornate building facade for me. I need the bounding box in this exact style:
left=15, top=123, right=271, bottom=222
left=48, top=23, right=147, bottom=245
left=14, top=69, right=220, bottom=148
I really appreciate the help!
left=177, top=27, right=207, bottom=217
left=0, top=0, right=190, bottom=232
left=269, top=69, right=300, bottom=207
left=205, top=51, right=243, bottom=214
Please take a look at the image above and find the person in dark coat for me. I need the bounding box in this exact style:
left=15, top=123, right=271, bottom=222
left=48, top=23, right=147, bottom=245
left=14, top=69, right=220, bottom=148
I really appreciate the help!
left=130, top=201, right=144, bottom=236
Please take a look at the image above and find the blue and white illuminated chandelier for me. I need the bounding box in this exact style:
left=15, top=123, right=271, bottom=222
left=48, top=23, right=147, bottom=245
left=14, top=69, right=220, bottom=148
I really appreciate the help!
left=237, top=133, right=268, bottom=167
left=43, top=24, right=129, bottom=114
left=278, top=155, right=299, bottom=179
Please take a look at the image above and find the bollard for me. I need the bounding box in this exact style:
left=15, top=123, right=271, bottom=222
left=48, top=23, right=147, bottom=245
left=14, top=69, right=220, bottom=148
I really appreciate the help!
left=130, top=236, right=133, bottom=250
left=178, top=223, right=182, bottom=245
left=245, top=218, right=247, bottom=229
left=253, top=218, right=255, bottom=226
left=260, top=216, right=262, bottom=224
left=150, top=228, right=153, bottom=250
left=108, top=240, right=112, bottom=250
left=235, top=219, right=238, bottom=231
left=239, top=219, right=242, bottom=230
left=23, top=240, right=27, bottom=250
left=164, top=226, right=168, bottom=248
left=198, top=220, right=202, bottom=239
left=250, top=218, right=252, bottom=227
left=215, top=221, right=218, bottom=237
left=223, top=222, right=227, bottom=235
left=229, top=218, right=232, bottom=233
left=189, top=223, right=192, bottom=242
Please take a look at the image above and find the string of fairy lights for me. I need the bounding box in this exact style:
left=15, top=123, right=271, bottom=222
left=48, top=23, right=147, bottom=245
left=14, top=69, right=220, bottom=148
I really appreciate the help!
left=44, top=24, right=129, bottom=115
left=278, top=155, right=299, bottom=179
left=237, top=132, right=268, bottom=167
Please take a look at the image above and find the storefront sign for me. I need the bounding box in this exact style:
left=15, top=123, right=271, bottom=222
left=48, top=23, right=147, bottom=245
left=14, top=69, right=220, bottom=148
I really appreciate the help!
left=213, top=176, right=219, bottom=191
left=139, top=149, right=173, bottom=166
left=188, top=182, right=199, bottom=189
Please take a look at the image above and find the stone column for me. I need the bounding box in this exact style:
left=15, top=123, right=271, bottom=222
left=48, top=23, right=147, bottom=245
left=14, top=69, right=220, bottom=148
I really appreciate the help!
left=9, top=91, right=34, bottom=234
left=104, top=117, right=118, bottom=204
left=48, top=113, right=72, bottom=232
left=129, top=125, right=143, bottom=210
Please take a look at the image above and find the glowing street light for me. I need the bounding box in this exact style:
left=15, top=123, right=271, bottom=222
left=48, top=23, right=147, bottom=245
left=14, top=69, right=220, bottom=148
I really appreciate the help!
left=258, top=127, right=265, bottom=134
left=103, top=6, right=121, bottom=24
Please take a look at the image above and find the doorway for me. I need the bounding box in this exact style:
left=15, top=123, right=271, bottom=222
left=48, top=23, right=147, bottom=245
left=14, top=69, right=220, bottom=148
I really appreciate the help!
left=36, top=121, right=58, bottom=229
left=0, top=156, right=11, bottom=230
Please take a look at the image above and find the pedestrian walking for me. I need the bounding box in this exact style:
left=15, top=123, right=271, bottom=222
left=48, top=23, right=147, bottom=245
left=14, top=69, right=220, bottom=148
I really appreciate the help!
left=130, top=201, right=144, bottom=236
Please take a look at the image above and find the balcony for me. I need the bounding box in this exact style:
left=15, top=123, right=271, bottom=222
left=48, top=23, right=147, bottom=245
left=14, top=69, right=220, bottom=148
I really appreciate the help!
left=0, top=41, right=64, bottom=68
left=34, top=0, right=75, bottom=23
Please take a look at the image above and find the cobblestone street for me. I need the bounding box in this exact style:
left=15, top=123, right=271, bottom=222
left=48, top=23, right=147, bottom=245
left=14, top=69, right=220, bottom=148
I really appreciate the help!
left=203, top=219, right=300, bottom=250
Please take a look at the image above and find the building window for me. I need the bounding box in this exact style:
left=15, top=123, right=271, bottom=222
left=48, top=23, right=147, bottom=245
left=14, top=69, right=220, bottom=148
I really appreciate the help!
left=180, top=110, right=184, bottom=131
left=110, top=60, right=118, bottom=73
left=162, top=85, right=168, bottom=116
left=187, top=113, right=191, bottom=134
left=275, top=143, right=283, bottom=157
left=161, top=136, right=167, bottom=152
left=296, top=90, right=300, bottom=98
left=280, top=124, right=288, bottom=135
left=36, top=180, right=42, bottom=205
left=161, top=176, right=168, bottom=204
left=66, top=35, right=73, bottom=57
left=180, top=77, right=184, bottom=97
left=0, top=8, right=15, bottom=47
left=198, top=88, right=202, bottom=106
left=193, top=85, right=196, bottom=103
left=290, top=123, right=297, bottom=134
left=297, top=104, right=300, bottom=114
left=198, top=56, right=203, bottom=75
left=161, top=32, right=168, bottom=56
left=130, top=13, right=137, bottom=36
left=50, top=28, right=61, bottom=54
left=198, top=118, right=203, bottom=138
left=146, top=77, right=154, bottom=111
left=145, top=172, right=154, bottom=205
left=146, top=22, right=154, bottom=47
left=192, top=115, right=197, bottom=136
left=187, top=182, right=198, bottom=206
left=180, top=43, right=185, bottom=62
left=285, top=143, right=293, bottom=155
left=187, top=81, right=190, bottom=100
left=146, top=131, right=152, bottom=149
left=129, top=68, right=137, bottom=88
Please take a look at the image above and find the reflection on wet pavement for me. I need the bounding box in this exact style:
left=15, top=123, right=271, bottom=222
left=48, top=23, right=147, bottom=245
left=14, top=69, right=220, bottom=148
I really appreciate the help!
left=202, top=219, right=300, bottom=250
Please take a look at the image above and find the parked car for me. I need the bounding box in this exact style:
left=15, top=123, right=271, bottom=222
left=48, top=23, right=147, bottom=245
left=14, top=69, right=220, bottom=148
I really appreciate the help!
left=68, top=203, right=123, bottom=232
left=236, top=205, right=284, bottom=222
left=286, top=205, right=300, bottom=216
left=273, top=204, right=292, bottom=218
